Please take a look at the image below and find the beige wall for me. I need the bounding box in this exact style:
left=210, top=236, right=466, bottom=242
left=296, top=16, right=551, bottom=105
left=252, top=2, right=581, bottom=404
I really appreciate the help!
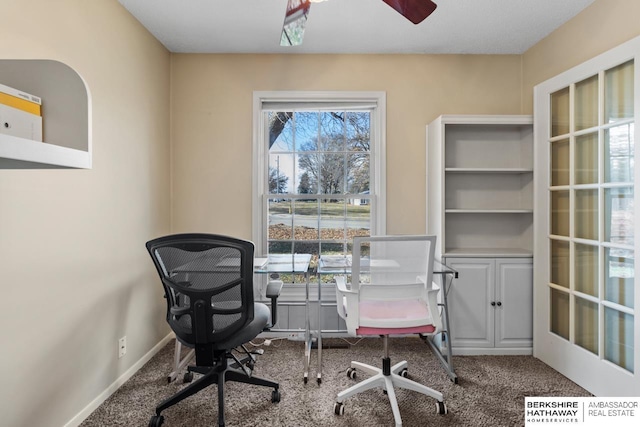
left=0, top=1, right=171, bottom=426
left=170, top=54, right=523, bottom=237
left=522, top=0, right=640, bottom=113
left=1, top=0, right=639, bottom=425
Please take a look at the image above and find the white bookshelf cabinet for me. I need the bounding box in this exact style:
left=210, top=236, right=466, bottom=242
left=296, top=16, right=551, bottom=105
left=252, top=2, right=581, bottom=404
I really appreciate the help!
left=0, top=60, right=91, bottom=169
left=427, top=115, right=533, bottom=354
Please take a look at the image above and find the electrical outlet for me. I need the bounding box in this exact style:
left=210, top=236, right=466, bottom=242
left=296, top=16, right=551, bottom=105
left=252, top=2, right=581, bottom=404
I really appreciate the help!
left=118, top=336, right=127, bottom=359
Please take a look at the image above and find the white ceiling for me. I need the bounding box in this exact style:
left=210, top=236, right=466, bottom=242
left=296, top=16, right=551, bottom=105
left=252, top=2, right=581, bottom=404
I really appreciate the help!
left=118, top=0, right=595, bottom=54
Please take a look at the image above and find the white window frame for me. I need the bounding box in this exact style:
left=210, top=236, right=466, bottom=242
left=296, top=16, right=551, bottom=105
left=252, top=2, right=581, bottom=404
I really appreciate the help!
left=252, top=91, right=386, bottom=259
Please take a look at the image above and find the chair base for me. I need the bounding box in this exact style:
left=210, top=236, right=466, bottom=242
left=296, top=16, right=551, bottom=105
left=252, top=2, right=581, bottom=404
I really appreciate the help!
left=153, top=351, right=279, bottom=427
left=335, top=359, right=445, bottom=427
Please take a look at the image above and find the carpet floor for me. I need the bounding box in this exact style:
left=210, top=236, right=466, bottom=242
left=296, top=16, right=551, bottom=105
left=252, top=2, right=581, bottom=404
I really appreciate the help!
left=80, top=337, right=591, bottom=427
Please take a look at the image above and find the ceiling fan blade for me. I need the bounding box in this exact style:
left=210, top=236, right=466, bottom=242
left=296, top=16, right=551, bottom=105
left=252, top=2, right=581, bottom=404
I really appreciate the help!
left=280, top=0, right=311, bottom=46
left=381, top=0, right=437, bottom=24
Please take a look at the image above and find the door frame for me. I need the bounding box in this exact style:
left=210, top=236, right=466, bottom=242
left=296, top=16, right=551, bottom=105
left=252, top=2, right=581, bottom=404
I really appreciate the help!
left=533, top=35, right=640, bottom=396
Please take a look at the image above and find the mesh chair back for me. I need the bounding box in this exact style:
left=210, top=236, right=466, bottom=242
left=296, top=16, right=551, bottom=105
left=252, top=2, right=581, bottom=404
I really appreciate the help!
left=146, top=234, right=255, bottom=347
left=352, top=235, right=436, bottom=299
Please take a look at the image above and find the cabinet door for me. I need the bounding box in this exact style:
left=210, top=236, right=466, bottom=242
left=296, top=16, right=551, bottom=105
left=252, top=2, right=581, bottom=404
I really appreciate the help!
left=495, top=258, right=533, bottom=348
left=446, top=258, right=494, bottom=348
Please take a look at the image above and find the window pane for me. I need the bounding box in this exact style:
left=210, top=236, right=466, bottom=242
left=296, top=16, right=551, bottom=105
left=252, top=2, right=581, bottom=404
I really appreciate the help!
left=293, top=200, right=318, bottom=240
left=346, top=112, right=371, bottom=152
left=575, top=75, right=599, bottom=131
left=269, top=154, right=294, bottom=194
left=551, top=190, right=569, bottom=236
left=551, top=288, right=570, bottom=339
left=605, top=124, right=635, bottom=183
left=575, top=189, right=598, bottom=240
left=551, top=87, right=570, bottom=137
left=269, top=112, right=294, bottom=152
left=575, top=297, right=598, bottom=355
left=605, top=60, right=634, bottom=123
left=347, top=202, right=370, bottom=240
left=605, top=248, right=634, bottom=308
left=575, top=243, right=598, bottom=297
left=295, top=112, right=318, bottom=152
left=347, top=153, right=370, bottom=194
left=605, top=307, right=634, bottom=373
left=605, top=187, right=634, bottom=245
left=320, top=153, right=346, bottom=194
left=320, top=112, right=345, bottom=151
left=551, top=139, right=570, bottom=186
left=575, top=132, right=598, bottom=184
left=268, top=199, right=292, bottom=240
left=320, top=200, right=345, bottom=240
left=551, top=239, right=570, bottom=288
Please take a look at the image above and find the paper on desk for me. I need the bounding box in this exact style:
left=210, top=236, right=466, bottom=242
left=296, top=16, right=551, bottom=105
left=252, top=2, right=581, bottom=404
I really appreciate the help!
left=320, top=255, right=352, bottom=268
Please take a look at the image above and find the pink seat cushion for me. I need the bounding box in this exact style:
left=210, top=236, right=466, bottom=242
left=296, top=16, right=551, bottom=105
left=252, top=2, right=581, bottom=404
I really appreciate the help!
left=356, top=299, right=436, bottom=336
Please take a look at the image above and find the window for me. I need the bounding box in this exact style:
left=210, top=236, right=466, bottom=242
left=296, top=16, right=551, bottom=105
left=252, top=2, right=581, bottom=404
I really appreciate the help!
left=252, top=92, right=386, bottom=283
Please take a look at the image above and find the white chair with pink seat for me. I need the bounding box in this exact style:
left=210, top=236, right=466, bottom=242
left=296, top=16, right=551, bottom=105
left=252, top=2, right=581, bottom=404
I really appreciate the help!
left=333, top=235, right=447, bottom=427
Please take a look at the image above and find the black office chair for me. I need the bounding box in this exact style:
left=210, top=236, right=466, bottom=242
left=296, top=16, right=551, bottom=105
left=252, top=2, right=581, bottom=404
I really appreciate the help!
left=146, top=234, right=281, bottom=427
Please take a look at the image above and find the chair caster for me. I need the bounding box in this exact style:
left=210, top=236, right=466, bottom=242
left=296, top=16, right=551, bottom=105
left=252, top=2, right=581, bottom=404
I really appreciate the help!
left=183, top=372, right=193, bottom=383
left=334, top=402, right=345, bottom=416
left=148, top=415, right=164, bottom=427
left=436, top=401, right=448, bottom=415
left=303, top=374, right=308, bottom=384
left=346, top=367, right=356, bottom=379
left=399, top=368, right=408, bottom=378
left=272, top=389, right=281, bottom=403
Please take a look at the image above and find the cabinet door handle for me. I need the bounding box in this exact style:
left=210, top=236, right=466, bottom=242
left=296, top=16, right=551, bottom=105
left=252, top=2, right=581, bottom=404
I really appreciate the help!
left=491, top=301, right=496, bottom=306
left=497, top=301, right=502, bottom=307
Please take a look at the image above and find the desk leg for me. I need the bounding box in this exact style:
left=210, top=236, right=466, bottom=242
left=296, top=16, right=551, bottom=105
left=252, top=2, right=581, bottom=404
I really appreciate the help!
left=304, top=270, right=311, bottom=384
left=316, top=274, right=322, bottom=384
left=422, top=273, right=458, bottom=384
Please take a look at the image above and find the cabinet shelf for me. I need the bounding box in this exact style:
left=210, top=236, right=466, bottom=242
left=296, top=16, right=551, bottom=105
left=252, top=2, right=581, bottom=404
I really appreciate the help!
left=0, top=59, right=91, bottom=169
left=427, top=114, right=534, bottom=257
left=445, top=168, right=533, bottom=174
left=445, top=209, right=533, bottom=214
left=444, top=248, right=533, bottom=258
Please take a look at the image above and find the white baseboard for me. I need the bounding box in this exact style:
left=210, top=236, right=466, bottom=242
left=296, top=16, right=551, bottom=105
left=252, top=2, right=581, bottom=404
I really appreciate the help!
left=452, top=347, right=533, bottom=356
left=64, top=332, right=175, bottom=427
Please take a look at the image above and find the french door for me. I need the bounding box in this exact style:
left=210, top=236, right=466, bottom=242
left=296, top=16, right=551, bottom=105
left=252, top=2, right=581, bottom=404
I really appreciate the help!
left=534, top=36, right=640, bottom=396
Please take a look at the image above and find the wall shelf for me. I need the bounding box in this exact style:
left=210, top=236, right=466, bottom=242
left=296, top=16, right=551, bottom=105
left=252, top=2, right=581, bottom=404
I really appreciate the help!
left=0, top=60, right=91, bottom=169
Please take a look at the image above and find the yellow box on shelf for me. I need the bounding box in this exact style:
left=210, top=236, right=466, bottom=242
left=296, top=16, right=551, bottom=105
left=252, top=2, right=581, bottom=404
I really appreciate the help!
left=0, top=82, right=43, bottom=141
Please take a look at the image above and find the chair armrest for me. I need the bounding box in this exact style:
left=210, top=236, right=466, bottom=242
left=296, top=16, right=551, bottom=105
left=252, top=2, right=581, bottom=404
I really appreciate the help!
left=335, top=276, right=356, bottom=321
left=265, top=279, right=283, bottom=328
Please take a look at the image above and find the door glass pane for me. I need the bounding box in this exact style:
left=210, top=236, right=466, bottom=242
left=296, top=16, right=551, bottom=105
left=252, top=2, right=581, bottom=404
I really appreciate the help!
left=604, top=307, right=634, bottom=373
left=575, top=133, right=598, bottom=184
left=551, top=239, right=570, bottom=287
left=575, top=189, right=598, bottom=240
left=551, top=87, right=570, bottom=137
left=605, top=187, right=634, bottom=245
left=605, top=60, right=634, bottom=123
left=575, top=243, right=598, bottom=297
left=551, top=288, right=570, bottom=339
left=575, top=75, right=599, bottom=131
left=551, top=190, right=569, bottom=236
left=575, top=297, right=598, bottom=354
left=605, top=248, right=635, bottom=308
left=605, top=124, right=635, bottom=183
left=551, top=139, right=570, bottom=186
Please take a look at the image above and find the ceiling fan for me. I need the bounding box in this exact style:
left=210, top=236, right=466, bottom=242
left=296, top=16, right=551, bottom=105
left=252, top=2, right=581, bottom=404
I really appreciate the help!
left=280, top=0, right=438, bottom=46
